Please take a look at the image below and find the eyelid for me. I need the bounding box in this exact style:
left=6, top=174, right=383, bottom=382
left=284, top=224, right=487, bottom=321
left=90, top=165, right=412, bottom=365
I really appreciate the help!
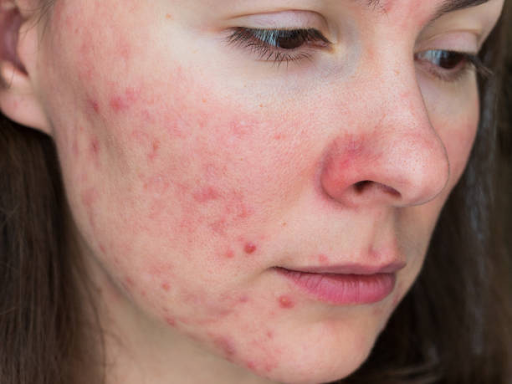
left=416, top=31, right=480, bottom=54
left=225, top=10, right=332, bottom=37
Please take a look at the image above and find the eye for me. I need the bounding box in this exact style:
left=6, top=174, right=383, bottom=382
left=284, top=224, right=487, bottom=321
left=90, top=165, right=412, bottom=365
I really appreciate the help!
left=226, top=28, right=332, bottom=65
left=415, top=50, right=491, bottom=83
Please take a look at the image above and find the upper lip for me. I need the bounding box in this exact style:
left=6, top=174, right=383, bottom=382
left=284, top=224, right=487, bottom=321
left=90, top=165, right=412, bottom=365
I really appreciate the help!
left=278, top=261, right=407, bottom=275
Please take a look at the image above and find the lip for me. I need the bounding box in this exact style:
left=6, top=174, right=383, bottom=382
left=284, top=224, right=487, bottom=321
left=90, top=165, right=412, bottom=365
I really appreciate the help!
left=275, top=263, right=404, bottom=305
left=286, top=261, right=407, bottom=275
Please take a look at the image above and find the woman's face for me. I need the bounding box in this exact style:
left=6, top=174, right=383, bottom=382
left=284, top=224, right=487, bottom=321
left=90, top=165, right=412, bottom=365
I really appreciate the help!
left=13, top=0, right=504, bottom=382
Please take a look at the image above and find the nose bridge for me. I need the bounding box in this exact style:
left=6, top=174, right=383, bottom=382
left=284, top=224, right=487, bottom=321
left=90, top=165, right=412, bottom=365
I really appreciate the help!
left=319, top=63, right=451, bottom=208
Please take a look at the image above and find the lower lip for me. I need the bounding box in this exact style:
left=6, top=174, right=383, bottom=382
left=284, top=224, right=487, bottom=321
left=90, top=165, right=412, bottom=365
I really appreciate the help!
left=276, top=268, right=396, bottom=305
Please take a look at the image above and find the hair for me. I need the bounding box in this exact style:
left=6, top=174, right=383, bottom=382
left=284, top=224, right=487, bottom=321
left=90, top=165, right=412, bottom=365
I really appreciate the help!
left=0, top=1, right=511, bottom=384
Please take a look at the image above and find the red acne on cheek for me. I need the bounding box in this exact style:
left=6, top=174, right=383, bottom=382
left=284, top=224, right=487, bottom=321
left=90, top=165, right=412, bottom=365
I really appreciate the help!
left=224, top=249, right=235, bottom=259
left=244, top=243, right=257, bottom=255
left=161, top=282, right=171, bottom=292
left=278, top=296, right=295, bottom=309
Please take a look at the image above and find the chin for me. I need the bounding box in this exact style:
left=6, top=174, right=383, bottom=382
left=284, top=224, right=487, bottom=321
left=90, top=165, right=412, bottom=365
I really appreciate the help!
left=229, top=318, right=380, bottom=384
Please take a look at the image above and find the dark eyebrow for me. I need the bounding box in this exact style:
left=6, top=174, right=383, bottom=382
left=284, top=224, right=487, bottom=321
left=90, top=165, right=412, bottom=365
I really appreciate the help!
left=434, top=0, right=490, bottom=19
left=365, top=0, right=491, bottom=19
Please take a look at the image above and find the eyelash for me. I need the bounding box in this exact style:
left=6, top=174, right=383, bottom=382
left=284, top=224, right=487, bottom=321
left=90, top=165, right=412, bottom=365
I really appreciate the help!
left=226, top=27, right=492, bottom=82
left=226, top=27, right=331, bottom=66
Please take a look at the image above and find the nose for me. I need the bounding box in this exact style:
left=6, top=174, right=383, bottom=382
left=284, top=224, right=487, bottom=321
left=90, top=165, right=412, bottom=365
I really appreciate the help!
left=319, top=78, right=450, bottom=209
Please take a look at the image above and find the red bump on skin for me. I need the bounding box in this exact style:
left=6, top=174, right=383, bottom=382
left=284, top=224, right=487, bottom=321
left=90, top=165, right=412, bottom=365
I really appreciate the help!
left=125, top=277, right=135, bottom=287
left=89, top=137, right=100, bottom=156
left=161, top=282, right=171, bottom=292
left=164, top=316, right=177, bottom=327
left=278, top=296, right=295, bottom=309
left=147, top=140, right=160, bottom=162
left=224, top=249, right=235, bottom=259
left=109, top=95, right=128, bottom=112
left=266, top=331, right=274, bottom=339
left=318, top=254, right=330, bottom=265
left=244, top=242, right=257, bottom=255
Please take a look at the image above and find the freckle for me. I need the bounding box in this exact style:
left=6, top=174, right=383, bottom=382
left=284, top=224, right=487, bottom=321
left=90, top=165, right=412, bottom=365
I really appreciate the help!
left=165, top=13, right=173, bottom=20
left=161, top=282, right=171, bottom=292
left=278, top=296, right=295, bottom=309
left=244, top=242, right=257, bottom=255
left=282, top=222, right=287, bottom=227
left=259, top=104, right=264, bottom=108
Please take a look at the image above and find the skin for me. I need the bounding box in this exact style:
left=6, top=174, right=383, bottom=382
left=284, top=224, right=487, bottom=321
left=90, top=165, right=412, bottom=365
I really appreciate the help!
left=0, top=0, right=505, bottom=383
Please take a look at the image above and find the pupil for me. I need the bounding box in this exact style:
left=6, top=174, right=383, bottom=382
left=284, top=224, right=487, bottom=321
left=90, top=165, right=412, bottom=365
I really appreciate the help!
left=437, top=51, right=463, bottom=69
left=277, top=31, right=306, bottom=50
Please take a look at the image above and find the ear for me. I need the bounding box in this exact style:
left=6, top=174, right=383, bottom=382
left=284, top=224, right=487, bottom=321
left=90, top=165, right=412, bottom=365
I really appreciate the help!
left=0, top=0, right=51, bottom=134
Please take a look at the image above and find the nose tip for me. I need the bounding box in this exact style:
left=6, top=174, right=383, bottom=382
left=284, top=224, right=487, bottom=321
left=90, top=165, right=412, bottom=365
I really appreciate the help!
left=320, top=130, right=450, bottom=208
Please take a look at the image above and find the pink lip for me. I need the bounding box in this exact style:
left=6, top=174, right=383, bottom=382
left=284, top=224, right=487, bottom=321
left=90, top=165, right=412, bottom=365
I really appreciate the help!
left=275, top=264, right=403, bottom=305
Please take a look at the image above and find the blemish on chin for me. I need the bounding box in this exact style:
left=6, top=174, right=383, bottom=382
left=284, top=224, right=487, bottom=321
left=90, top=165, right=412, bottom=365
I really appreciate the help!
left=278, top=295, right=295, bottom=309
left=244, top=242, right=257, bottom=255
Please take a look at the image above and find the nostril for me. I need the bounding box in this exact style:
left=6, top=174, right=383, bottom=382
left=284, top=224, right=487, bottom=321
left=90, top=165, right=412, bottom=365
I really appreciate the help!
left=354, top=181, right=372, bottom=194
left=354, top=180, right=401, bottom=198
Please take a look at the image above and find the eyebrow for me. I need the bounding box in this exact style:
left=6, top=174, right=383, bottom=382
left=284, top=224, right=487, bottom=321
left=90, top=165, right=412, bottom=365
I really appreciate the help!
left=367, top=0, right=490, bottom=18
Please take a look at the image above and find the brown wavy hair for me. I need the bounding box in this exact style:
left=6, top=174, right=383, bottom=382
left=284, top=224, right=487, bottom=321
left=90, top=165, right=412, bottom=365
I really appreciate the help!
left=1, top=1, right=511, bottom=384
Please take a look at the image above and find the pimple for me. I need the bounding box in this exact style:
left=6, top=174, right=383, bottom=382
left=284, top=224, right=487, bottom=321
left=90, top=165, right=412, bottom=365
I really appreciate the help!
left=244, top=242, right=257, bottom=255
left=86, top=98, right=100, bottom=114
left=89, top=137, right=100, bottom=156
left=164, top=316, right=177, bottom=327
left=109, top=95, right=129, bottom=113
left=318, top=254, right=330, bottom=265
left=278, top=296, right=295, bottom=309
left=147, top=140, right=160, bottom=162
left=161, top=282, right=171, bottom=292
left=224, top=249, right=235, bottom=259
left=266, top=331, right=274, bottom=339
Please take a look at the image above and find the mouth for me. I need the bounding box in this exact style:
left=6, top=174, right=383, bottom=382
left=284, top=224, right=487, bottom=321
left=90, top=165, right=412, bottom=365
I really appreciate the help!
left=274, top=262, right=405, bottom=305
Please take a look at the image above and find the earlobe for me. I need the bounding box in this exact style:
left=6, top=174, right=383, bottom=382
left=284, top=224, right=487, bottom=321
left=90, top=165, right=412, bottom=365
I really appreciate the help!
left=0, top=0, right=51, bottom=135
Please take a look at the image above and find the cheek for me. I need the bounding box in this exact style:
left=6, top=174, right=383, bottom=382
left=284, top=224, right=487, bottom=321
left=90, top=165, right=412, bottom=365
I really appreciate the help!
left=40, top=0, right=319, bottom=322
